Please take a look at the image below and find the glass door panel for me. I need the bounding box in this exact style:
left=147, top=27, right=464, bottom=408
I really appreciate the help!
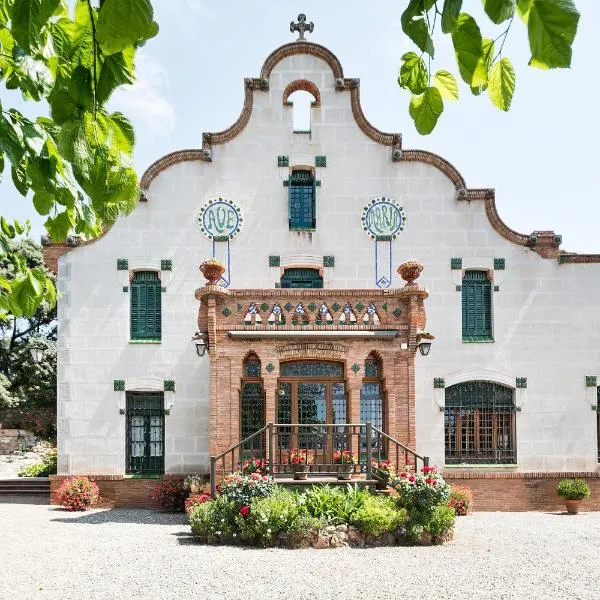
left=297, top=382, right=326, bottom=449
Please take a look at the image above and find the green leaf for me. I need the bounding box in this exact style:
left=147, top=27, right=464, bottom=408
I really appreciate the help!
left=433, top=70, right=459, bottom=100
left=482, top=0, right=516, bottom=24
left=67, top=66, right=94, bottom=111
left=442, top=0, right=462, bottom=33
left=33, top=191, right=55, bottom=215
left=97, top=0, right=158, bottom=55
left=401, top=0, right=435, bottom=57
left=452, top=13, right=487, bottom=87
left=45, top=209, right=74, bottom=241
left=409, top=87, right=444, bottom=135
left=9, top=0, right=59, bottom=51
left=106, top=112, right=135, bottom=155
left=398, top=52, right=428, bottom=95
left=1, top=216, right=15, bottom=238
left=0, top=114, right=26, bottom=164
left=517, top=0, right=533, bottom=20
left=470, top=38, right=495, bottom=95
left=96, top=47, right=135, bottom=104
left=488, top=57, right=516, bottom=110
left=526, top=0, right=580, bottom=69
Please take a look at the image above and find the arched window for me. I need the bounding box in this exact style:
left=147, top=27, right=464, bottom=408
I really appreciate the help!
left=287, top=89, right=316, bottom=133
left=445, top=381, right=516, bottom=464
left=360, top=355, right=384, bottom=449
left=240, top=353, right=264, bottom=456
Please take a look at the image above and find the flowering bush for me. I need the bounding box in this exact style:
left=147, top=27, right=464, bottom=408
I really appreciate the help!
left=183, top=473, right=205, bottom=489
left=333, top=450, right=357, bottom=465
left=185, top=493, right=211, bottom=514
left=392, top=466, right=450, bottom=512
left=448, top=485, right=474, bottom=516
left=240, top=457, right=269, bottom=475
left=189, top=495, right=240, bottom=541
left=286, top=449, right=314, bottom=465
left=151, top=475, right=187, bottom=512
left=218, top=471, right=274, bottom=507
left=56, top=476, right=100, bottom=511
left=371, top=459, right=396, bottom=481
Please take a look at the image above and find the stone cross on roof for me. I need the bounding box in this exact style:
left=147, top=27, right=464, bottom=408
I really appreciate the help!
left=290, top=14, right=314, bottom=41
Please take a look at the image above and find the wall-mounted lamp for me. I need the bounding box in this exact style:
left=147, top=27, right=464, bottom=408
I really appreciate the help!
left=417, top=342, right=432, bottom=356
left=416, top=331, right=434, bottom=357
left=29, top=344, right=45, bottom=363
left=192, top=332, right=209, bottom=357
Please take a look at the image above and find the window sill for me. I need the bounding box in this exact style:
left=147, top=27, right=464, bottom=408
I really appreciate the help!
left=124, top=473, right=164, bottom=479
left=462, top=337, right=494, bottom=343
left=289, top=227, right=316, bottom=232
left=129, top=340, right=161, bottom=344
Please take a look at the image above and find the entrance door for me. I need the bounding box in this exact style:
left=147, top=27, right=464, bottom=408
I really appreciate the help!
left=126, top=393, right=165, bottom=474
left=276, top=361, right=347, bottom=460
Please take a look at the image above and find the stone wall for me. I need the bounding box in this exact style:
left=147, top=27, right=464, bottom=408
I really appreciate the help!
left=0, top=429, right=37, bottom=454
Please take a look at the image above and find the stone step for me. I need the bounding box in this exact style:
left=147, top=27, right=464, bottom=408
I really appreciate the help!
left=0, top=478, right=50, bottom=494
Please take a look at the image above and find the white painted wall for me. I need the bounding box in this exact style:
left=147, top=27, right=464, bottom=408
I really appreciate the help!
left=56, top=49, right=600, bottom=475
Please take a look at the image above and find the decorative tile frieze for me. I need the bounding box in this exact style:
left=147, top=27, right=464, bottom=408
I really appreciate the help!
left=117, top=259, right=128, bottom=270
left=585, top=376, right=597, bottom=387
left=351, top=363, right=361, bottom=374
left=160, top=259, right=172, bottom=271
left=493, top=258, right=505, bottom=270
left=323, top=255, right=335, bottom=267
left=266, top=363, right=275, bottom=373
left=277, top=155, right=289, bottom=167
left=164, top=380, right=175, bottom=392
left=113, top=380, right=125, bottom=392
left=433, top=378, right=445, bottom=389
left=355, top=302, right=365, bottom=312
left=375, top=235, right=393, bottom=241
left=269, top=255, right=281, bottom=267
left=213, top=235, right=229, bottom=242
left=450, top=258, right=462, bottom=270
left=515, top=377, right=527, bottom=389
left=284, top=302, right=293, bottom=312
left=315, top=155, right=327, bottom=168
left=308, top=303, right=317, bottom=312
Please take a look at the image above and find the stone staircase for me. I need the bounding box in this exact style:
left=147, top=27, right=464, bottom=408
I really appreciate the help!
left=0, top=478, right=50, bottom=503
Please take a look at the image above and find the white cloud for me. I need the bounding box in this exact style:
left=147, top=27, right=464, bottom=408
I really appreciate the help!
left=110, top=52, right=176, bottom=137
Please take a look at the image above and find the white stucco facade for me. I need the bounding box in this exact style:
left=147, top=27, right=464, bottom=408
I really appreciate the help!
left=53, top=40, right=600, bottom=476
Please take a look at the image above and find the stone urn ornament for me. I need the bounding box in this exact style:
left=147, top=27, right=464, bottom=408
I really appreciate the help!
left=199, top=258, right=225, bottom=285
left=397, top=260, right=423, bottom=285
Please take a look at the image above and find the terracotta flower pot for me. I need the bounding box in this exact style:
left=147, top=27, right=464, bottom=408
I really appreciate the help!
left=565, top=500, right=581, bottom=514
left=293, top=464, right=310, bottom=481
left=397, top=260, right=423, bottom=285
left=199, top=260, right=225, bottom=285
left=336, top=464, right=354, bottom=481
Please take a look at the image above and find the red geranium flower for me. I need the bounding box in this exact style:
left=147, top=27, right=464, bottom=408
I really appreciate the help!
left=408, top=475, right=415, bottom=482
left=239, top=505, right=250, bottom=517
left=432, top=480, right=437, bottom=486
left=400, top=472, right=407, bottom=478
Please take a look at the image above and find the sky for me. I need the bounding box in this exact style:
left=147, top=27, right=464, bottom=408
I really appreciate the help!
left=3, top=1, right=599, bottom=253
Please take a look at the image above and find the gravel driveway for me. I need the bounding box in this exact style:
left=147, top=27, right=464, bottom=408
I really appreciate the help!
left=1, top=505, right=598, bottom=600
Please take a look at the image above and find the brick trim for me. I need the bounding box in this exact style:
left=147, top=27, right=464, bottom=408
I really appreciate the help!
left=283, top=79, right=321, bottom=106
left=443, top=471, right=600, bottom=479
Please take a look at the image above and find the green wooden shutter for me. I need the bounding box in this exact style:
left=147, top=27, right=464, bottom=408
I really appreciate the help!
left=288, top=170, right=315, bottom=229
left=462, top=270, right=492, bottom=340
left=131, top=272, right=161, bottom=340
left=281, top=268, right=323, bottom=288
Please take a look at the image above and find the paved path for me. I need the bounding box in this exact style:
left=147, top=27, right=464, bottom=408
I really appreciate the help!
left=1, top=505, right=598, bottom=600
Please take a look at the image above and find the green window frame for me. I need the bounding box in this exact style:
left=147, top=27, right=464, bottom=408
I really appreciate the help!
left=125, top=392, right=165, bottom=474
left=130, top=271, right=161, bottom=341
left=288, top=169, right=316, bottom=230
left=462, top=270, right=492, bottom=341
left=280, top=268, right=323, bottom=289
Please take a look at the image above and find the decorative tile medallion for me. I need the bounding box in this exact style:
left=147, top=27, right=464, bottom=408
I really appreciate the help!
left=164, top=380, right=175, bottom=392
left=351, top=363, right=361, bottom=374
left=266, top=363, right=275, bottom=373
left=450, top=258, right=462, bottom=270
left=433, top=378, right=445, bottom=389
left=237, top=303, right=243, bottom=312
left=315, top=155, right=327, bottom=168
left=361, top=197, right=407, bottom=240
left=382, top=303, right=388, bottom=312
left=160, top=259, right=172, bottom=271
left=493, top=258, right=505, bottom=270
left=277, top=155, right=289, bottom=167
left=516, top=377, right=527, bottom=389
left=323, top=255, right=335, bottom=267
left=198, top=197, right=243, bottom=241
left=494, top=285, right=500, bottom=292
left=308, top=303, right=317, bottom=312
left=284, top=302, right=293, bottom=312
left=269, top=255, right=280, bottom=267
left=332, top=303, right=340, bottom=312
left=113, top=380, right=125, bottom=392
left=122, top=286, right=129, bottom=293
left=222, top=307, right=232, bottom=317
left=455, top=285, right=462, bottom=292
left=260, top=303, right=269, bottom=312
left=355, top=302, right=365, bottom=312
left=585, top=376, right=597, bottom=387
left=392, top=307, right=402, bottom=318
left=117, top=259, right=128, bottom=271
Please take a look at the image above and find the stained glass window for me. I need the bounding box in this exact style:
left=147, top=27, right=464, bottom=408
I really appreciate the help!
left=281, top=361, right=343, bottom=378
left=245, top=360, right=261, bottom=378
left=241, top=382, right=264, bottom=453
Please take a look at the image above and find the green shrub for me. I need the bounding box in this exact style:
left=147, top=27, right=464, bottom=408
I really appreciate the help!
left=299, top=484, right=368, bottom=525
left=189, top=496, right=240, bottom=541
left=424, top=505, right=456, bottom=537
left=448, top=485, right=473, bottom=516
left=218, top=472, right=274, bottom=507
left=240, top=487, right=303, bottom=544
left=351, top=495, right=408, bottom=537
left=18, top=447, right=57, bottom=477
left=556, top=479, right=591, bottom=500
left=392, top=466, right=450, bottom=512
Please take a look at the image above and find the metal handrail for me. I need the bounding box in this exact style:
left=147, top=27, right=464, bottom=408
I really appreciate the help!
left=371, top=425, right=429, bottom=470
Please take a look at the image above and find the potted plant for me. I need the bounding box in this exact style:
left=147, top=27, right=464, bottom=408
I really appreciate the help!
left=556, top=478, right=591, bottom=514
left=287, top=448, right=314, bottom=480
left=371, top=459, right=396, bottom=490
left=333, top=450, right=357, bottom=480
left=184, top=473, right=204, bottom=494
